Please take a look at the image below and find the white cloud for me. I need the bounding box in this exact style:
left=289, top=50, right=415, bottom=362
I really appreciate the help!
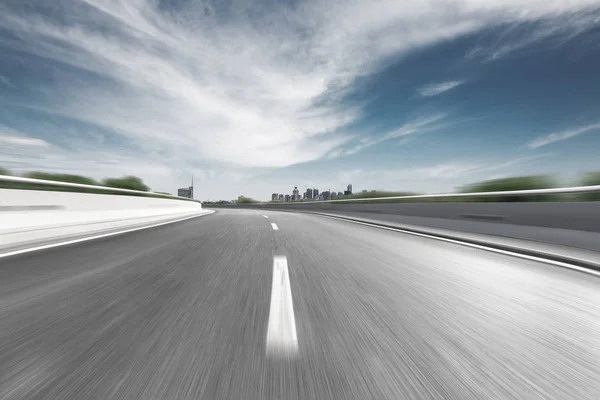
left=465, top=8, right=600, bottom=62
left=338, top=113, right=446, bottom=156
left=0, top=75, right=15, bottom=88
left=527, top=123, right=600, bottom=149
left=0, top=135, right=49, bottom=147
left=1, top=0, right=598, bottom=171
left=418, top=80, right=467, bottom=97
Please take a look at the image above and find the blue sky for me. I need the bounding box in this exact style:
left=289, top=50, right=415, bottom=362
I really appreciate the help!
left=1, top=0, right=600, bottom=200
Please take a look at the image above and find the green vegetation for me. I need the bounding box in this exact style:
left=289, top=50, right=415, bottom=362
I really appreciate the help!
left=237, top=196, right=259, bottom=204
left=25, top=172, right=98, bottom=186
left=0, top=167, right=189, bottom=200
left=102, top=176, right=150, bottom=192
left=203, top=196, right=257, bottom=205
left=580, top=172, right=600, bottom=201
left=458, top=175, right=560, bottom=202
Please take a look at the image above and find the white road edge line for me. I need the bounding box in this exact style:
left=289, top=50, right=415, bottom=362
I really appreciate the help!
left=0, top=210, right=215, bottom=259
left=271, top=223, right=279, bottom=230
left=266, top=256, right=298, bottom=356
left=314, top=213, right=600, bottom=278
left=263, top=215, right=269, bottom=219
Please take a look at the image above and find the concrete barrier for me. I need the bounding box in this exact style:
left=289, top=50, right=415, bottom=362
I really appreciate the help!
left=0, top=189, right=208, bottom=255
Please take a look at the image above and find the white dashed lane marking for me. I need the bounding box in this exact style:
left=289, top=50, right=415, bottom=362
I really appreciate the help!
left=266, top=256, right=298, bottom=356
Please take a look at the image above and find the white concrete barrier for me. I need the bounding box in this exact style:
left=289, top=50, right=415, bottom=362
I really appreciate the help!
left=0, top=189, right=209, bottom=255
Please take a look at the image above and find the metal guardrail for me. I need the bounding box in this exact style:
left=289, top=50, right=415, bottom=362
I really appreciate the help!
left=297, top=185, right=600, bottom=204
left=0, top=175, right=190, bottom=201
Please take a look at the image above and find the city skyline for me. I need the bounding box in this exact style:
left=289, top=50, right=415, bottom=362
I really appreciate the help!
left=271, top=184, right=354, bottom=202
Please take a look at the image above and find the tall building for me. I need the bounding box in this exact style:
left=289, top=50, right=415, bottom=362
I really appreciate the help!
left=338, top=191, right=343, bottom=196
left=322, top=190, right=331, bottom=201
left=292, top=186, right=299, bottom=197
left=285, top=194, right=290, bottom=202
left=272, top=193, right=278, bottom=201
left=177, top=176, right=194, bottom=199
left=347, top=184, right=353, bottom=194
left=313, top=188, right=319, bottom=197
left=279, top=194, right=284, bottom=201
left=306, top=188, right=313, bottom=199
left=178, top=187, right=192, bottom=198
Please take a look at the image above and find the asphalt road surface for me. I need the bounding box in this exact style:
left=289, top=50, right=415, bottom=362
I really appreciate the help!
left=1, top=209, right=599, bottom=400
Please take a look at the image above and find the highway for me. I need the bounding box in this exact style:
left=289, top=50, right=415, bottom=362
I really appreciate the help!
left=1, top=209, right=599, bottom=400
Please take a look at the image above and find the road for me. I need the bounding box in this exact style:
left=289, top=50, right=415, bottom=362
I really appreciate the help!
left=1, top=209, right=599, bottom=399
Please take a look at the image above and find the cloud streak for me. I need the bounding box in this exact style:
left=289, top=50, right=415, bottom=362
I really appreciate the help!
left=528, top=123, right=600, bottom=149
left=418, top=80, right=466, bottom=97
left=0, top=135, right=49, bottom=147
left=335, top=113, right=446, bottom=157
left=0, top=75, right=15, bottom=88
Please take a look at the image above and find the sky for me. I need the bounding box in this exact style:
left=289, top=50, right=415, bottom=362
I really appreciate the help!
left=1, top=0, right=600, bottom=200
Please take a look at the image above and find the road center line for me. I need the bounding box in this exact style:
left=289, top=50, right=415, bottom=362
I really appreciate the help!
left=266, top=256, right=298, bottom=356
left=263, top=215, right=269, bottom=219
left=271, top=223, right=279, bottom=230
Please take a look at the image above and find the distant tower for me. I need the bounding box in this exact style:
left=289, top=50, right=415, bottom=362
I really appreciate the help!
left=347, top=184, right=352, bottom=194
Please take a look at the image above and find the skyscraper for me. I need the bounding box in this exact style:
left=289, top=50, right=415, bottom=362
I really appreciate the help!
left=313, top=188, right=319, bottom=197
left=279, top=194, right=284, bottom=201
left=323, top=190, right=331, bottom=201
left=306, top=188, right=313, bottom=199
left=347, top=184, right=353, bottom=194
left=285, top=194, right=290, bottom=202
left=272, top=193, right=278, bottom=201
left=177, top=176, right=194, bottom=199
left=178, top=187, right=192, bottom=198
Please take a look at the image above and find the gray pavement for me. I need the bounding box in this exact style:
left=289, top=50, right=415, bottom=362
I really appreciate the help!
left=0, top=209, right=599, bottom=400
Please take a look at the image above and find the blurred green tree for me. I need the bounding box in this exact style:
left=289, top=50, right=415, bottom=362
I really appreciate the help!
left=25, top=172, right=98, bottom=185
left=580, top=172, right=600, bottom=201
left=102, top=176, right=150, bottom=191
left=459, top=175, right=559, bottom=202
